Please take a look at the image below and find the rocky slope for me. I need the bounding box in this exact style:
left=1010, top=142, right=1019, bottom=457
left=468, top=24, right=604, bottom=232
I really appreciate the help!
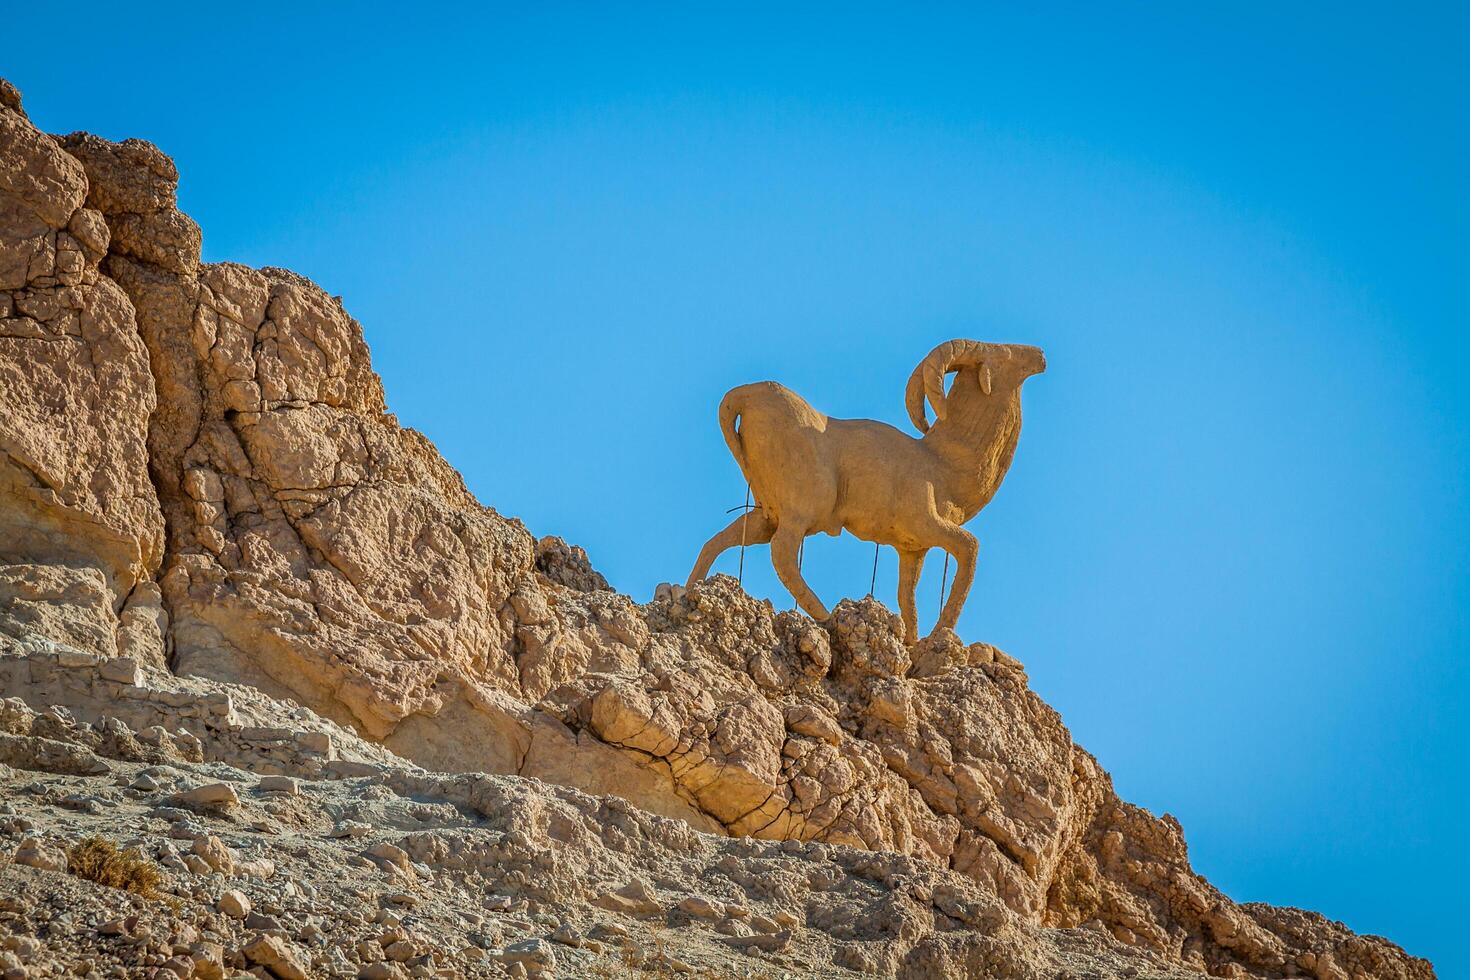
left=0, top=76, right=1436, bottom=979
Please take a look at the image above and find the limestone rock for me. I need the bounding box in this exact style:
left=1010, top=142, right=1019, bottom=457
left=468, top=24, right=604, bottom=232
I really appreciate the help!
left=239, top=934, right=308, bottom=980
left=0, top=565, right=118, bottom=659
left=13, top=837, right=66, bottom=872
left=174, top=782, right=239, bottom=809
left=0, top=98, right=164, bottom=612
left=217, top=890, right=250, bottom=919
left=535, top=534, right=610, bottom=592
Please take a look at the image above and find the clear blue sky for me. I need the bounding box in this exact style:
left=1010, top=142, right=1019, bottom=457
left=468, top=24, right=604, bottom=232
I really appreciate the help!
left=9, top=3, right=1466, bottom=973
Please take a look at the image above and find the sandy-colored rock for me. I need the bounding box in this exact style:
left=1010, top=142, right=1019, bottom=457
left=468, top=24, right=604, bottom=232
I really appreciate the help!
left=217, top=889, right=250, bottom=919
left=0, top=564, right=118, bottom=658
left=174, top=782, right=239, bottom=809
left=239, top=934, right=308, bottom=980
left=52, top=130, right=542, bottom=768
left=13, top=837, right=66, bottom=872
left=0, top=98, right=163, bottom=615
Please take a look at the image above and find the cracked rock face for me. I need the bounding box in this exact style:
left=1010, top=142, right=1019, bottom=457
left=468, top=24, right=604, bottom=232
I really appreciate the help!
left=0, top=77, right=1436, bottom=979
left=0, top=92, right=167, bottom=671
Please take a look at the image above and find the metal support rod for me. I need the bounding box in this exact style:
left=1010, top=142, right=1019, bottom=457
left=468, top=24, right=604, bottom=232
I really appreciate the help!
left=737, top=483, right=750, bottom=584
left=939, top=552, right=950, bottom=616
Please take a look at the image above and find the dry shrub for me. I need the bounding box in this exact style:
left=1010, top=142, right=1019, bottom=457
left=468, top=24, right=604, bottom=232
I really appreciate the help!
left=66, top=836, right=163, bottom=897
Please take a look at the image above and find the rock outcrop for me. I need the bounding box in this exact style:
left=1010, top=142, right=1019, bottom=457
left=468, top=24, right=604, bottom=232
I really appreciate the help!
left=0, top=82, right=166, bottom=672
left=0, top=76, right=1436, bottom=979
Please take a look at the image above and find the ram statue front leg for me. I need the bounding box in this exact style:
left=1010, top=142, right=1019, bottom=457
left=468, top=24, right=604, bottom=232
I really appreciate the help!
left=897, top=548, right=927, bottom=644
left=933, top=524, right=979, bottom=633
left=934, top=525, right=981, bottom=631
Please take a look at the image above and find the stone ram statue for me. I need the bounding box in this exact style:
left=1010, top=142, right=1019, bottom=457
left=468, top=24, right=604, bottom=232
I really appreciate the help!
left=687, top=339, right=1046, bottom=643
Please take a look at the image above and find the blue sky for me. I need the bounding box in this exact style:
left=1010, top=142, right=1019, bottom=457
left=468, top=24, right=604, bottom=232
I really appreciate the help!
left=9, top=3, right=1466, bottom=973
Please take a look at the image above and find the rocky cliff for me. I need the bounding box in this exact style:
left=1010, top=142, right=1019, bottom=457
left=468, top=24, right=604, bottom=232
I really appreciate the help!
left=0, top=77, right=1435, bottom=979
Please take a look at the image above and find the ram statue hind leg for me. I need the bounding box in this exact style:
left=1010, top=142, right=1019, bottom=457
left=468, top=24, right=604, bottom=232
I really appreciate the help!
left=770, top=524, right=831, bottom=623
left=686, top=508, right=776, bottom=587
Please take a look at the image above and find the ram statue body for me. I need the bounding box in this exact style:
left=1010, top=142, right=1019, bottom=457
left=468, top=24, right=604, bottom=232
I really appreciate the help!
left=687, top=339, right=1046, bottom=644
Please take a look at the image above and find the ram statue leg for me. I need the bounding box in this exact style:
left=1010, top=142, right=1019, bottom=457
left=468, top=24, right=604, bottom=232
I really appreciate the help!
left=897, top=549, right=927, bottom=645
left=686, top=508, right=776, bottom=587
left=932, top=523, right=979, bottom=634
left=770, top=524, right=831, bottom=623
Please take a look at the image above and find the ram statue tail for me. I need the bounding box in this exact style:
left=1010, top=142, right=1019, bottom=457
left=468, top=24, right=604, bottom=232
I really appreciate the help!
left=718, top=388, right=752, bottom=480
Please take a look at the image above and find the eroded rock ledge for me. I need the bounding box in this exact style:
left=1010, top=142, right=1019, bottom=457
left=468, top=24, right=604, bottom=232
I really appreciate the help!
left=0, top=77, right=1434, bottom=979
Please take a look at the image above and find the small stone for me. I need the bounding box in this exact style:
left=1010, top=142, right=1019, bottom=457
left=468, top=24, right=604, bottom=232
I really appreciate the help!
left=497, top=939, right=556, bottom=970
left=189, top=941, right=226, bottom=980
left=191, top=834, right=236, bottom=873
left=98, top=657, right=141, bottom=685
left=358, top=964, right=405, bottom=980
left=175, top=783, right=239, bottom=809
left=218, top=890, right=251, bottom=919
left=240, top=934, right=309, bottom=980
left=678, top=895, right=723, bottom=919
left=13, top=839, right=66, bottom=872
left=328, top=821, right=371, bottom=839
left=549, top=923, right=582, bottom=947
left=244, top=912, right=284, bottom=932
left=257, top=775, right=299, bottom=796
left=721, top=929, right=792, bottom=953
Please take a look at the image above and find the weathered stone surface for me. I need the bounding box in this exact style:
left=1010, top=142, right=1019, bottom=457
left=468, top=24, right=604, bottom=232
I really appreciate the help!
left=173, top=782, right=239, bottom=809
left=0, top=97, right=164, bottom=616
left=217, top=889, right=250, bottom=919
left=56, top=132, right=537, bottom=755
left=0, top=564, right=118, bottom=658
left=239, top=933, right=309, bottom=980
left=13, top=836, right=67, bottom=872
